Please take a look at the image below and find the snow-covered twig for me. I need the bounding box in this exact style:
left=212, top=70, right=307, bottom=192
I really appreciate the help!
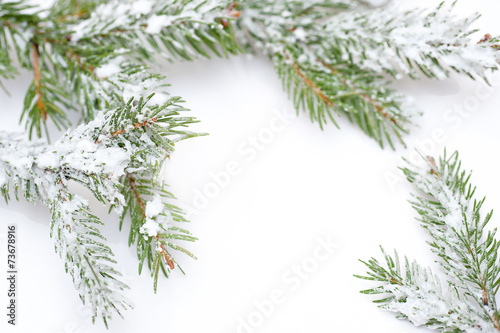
left=0, top=94, right=200, bottom=325
left=321, top=2, right=500, bottom=80
left=358, top=151, right=500, bottom=332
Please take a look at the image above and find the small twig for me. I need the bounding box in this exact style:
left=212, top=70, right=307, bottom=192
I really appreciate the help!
left=156, top=236, right=175, bottom=270
left=478, top=34, right=492, bottom=44
left=317, top=58, right=397, bottom=124
left=110, top=118, right=157, bottom=138
left=56, top=10, right=87, bottom=22
left=284, top=53, right=334, bottom=107
left=219, top=2, right=241, bottom=28
left=2, top=20, right=13, bottom=28
left=128, top=173, right=174, bottom=270
left=426, top=156, right=440, bottom=180
left=390, top=277, right=403, bottom=285
left=127, top=173, right=146, bottom=216
left=67, top=50, right=95, bottom=73
left=476, top=34, right=499, bottom=51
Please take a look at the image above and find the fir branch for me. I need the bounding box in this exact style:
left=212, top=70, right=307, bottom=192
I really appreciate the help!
left=4, top=0, right=498, bottom=145
left=0, top=0, right=240, bottom=138
left=0, top=131, right=130, bottom=326
left=320, top=1, right=500, bottom=80
left=66, top=0, right=241, bottom=60
left=235, top=0, right=499, bottom=147
left=357, top=151, right=500, bottom=332
left=357, top=247, right=493, bottom=331
left=0, top=94, right=200, bottom=325
left=50, top=191, right=130, bottom=327
left=403, top=152, right=500, bottom=326
left=120, top=173, right=197, bottom=293
left=236, top=0, right=413, bottom=148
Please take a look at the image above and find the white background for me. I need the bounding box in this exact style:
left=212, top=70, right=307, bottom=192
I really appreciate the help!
left=1, top=1, right=500, bottom=332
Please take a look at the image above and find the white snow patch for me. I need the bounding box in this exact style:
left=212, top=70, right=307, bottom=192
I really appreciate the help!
left=76, top=139, right=95, bottom=152
left=145, top=15, right=173, bottom=34
left=140, top=218, right=161, bottom=237
left=145, top=194, right=163, bottom=218
left=95, top=56, right=125, bottom=79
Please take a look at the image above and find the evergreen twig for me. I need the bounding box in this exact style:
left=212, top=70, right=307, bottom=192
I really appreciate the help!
left=0, top=94, right=201, bottom=325
left=357, top=151, right=500, bottom=332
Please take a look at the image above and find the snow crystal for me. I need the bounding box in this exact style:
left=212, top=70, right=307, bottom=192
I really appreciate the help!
left=140, top=218, right=160, bottom=237
left=145, top=194, right=163, bottom=218
left=92, top=148, right=130, bottom=176
left=148, top=92, right=169, bottom=106
left=293, top=27, right=307, bottom=41
left=145, top=15, right=173, bottom=34
left=35, top=152, right=59, bottom=169
left=76, top=139, right=95, bottom=152
left=297, top=54, right=308, bottom=63
left=139, top=132, right=155, bottom=146
left=130, top=0, right=153, bottom=16
left=95, top=56, right=125, bottom=79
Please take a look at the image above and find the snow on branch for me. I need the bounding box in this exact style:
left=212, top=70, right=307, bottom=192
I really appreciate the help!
left=321, top=1, right=500, bottom=79
left=235, top=1, right=499, bottom=148
left=0, top=94, right=201, bottom=325
left=66, top=0, right=241, bottom=61
left=0, top=0, right=240, bottom=138
left=358, top=151, right=500, bottom=332
left=236, top=0, right=413, bottom=148
left=358, top=248, right=492, bottom=331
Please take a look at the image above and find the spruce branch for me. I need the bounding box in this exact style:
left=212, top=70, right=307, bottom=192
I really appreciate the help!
left=236, top=0, right=413, bottom=148
left=321, top=1, right=500, bottom=80
left=235, top=0, right=499, bottom=148
left=1, top=0, right=500, bottom=327
left=357, top=247, right=492, bottom=331
left=0, top=131, right=130, bottom=326
left=66, top=0, right=240, bottom=60
left=0, top=94, right=201, bottom=325
left=3, top=0, right=499, bottom=146
left=120, top=173, right=197, bottom=293
left=0, top=0, right=240, bottom=139
left=50, top=191, right=130, bottom=327
left=357, top=151, right=500, bottom=332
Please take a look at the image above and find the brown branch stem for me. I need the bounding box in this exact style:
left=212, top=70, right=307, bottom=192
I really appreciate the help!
left=317, top=58, right=397, bottom=124
left=156, top=236, right=175, bottom=270
left=127, top=173, right=175, bottom=270
left=284, top=53, right=334, bottom=107
left=110, top=118, right=157, bottom=138
left=126, top=173, right=146, bottom=217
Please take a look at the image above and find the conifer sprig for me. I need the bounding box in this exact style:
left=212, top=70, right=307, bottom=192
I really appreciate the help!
left=0, top=0, right=240, bottom=139
left=1, top=0, right=500, bottom=327
left=0, top=94, right=200, bottom=325
left=236, top=0, right=412, bottom=148
left=120, top=173, right=198, bottom=293
left=357, top=151, right=500, bottom=332
left=321, top=1, right=500, bottom=80
left=2, top=0, right=499, bottom=146
left=235, top=0, right=499, bottom=148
